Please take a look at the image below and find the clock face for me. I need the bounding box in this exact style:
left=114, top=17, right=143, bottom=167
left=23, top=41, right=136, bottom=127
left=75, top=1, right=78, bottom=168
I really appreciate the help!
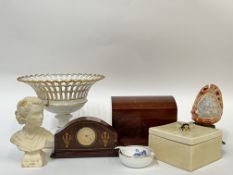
left=76, top=127, right=96, bottom=146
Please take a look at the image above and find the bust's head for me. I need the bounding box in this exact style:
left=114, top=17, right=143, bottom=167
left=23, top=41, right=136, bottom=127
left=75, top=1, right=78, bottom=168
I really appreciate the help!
left=15, top=97, right=44, bottom=127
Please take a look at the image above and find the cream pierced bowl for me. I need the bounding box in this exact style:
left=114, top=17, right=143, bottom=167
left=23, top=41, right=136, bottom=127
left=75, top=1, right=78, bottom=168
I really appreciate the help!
left=17, top=73, right=104, bottom=128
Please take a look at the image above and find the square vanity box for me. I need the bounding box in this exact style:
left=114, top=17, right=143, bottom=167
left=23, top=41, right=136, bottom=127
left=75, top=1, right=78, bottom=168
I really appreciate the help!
left=149, top=122, right=222, bottom=171
left=112, top=96, right=177, bottom=146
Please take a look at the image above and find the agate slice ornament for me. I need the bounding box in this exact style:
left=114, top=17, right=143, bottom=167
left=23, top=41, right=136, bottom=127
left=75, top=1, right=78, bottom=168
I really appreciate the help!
left=191, top=84, right=223, bottom=126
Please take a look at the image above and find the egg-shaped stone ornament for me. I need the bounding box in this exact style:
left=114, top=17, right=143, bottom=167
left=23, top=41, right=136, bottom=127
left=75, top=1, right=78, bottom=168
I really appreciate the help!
left=191, top=84, right=223, bottom=126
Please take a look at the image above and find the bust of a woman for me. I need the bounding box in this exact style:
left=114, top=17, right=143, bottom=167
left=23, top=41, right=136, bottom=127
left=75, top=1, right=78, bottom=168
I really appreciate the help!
left=10, top=97, right=53, bottom=168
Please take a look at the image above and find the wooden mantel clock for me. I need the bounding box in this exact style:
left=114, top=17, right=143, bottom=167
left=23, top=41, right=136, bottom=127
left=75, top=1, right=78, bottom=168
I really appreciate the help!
left=51, top=116, right=118, bottom=158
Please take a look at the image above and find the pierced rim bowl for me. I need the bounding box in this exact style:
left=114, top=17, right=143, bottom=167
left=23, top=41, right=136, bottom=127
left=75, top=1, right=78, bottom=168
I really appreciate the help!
left=17, top=73, right=105, bottom=84
left=17, top=73, right=105, bottom=102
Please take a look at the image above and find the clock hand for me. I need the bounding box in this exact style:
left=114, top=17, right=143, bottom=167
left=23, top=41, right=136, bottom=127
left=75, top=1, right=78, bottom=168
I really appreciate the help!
left=88, top=133, right=95, bottom=136
left=85, top=133, right=94, bottom=137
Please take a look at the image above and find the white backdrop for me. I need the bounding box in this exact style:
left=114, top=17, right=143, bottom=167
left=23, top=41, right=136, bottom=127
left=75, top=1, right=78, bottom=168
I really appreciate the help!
left=0, top=0, right=233, bottom=175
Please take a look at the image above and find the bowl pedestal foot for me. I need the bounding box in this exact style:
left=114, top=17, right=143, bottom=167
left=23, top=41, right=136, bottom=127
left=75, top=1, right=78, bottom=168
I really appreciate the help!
left=55, top=114, right=72, bottom=128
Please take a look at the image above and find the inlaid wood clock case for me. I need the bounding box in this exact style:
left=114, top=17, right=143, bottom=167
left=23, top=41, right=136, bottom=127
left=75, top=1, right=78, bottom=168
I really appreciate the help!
left=51, top=117, right=118, bottom=158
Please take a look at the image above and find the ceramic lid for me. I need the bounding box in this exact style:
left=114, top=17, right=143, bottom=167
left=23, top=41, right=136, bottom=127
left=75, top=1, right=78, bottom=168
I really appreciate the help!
left=149, top=122, right=222, bottom=145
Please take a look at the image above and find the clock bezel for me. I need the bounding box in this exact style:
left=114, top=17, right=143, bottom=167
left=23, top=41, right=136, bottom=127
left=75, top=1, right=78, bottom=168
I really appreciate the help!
left=76, top=127, right=97, bottom=146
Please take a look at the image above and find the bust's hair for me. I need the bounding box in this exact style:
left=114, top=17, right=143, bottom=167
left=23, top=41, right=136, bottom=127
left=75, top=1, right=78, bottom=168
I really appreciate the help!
left=15, top=97, right=43, bottom=124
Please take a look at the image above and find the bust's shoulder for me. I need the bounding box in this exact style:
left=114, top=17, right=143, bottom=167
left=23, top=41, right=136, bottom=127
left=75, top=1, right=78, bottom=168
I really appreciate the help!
left=10, top=130, right=25, bottom=145
left=10, top=130, right=23, bottom=141
left=38, top=127, right=53, bottom=140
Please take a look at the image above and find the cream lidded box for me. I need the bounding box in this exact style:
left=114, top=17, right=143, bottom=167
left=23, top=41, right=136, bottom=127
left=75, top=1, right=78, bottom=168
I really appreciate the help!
left=149, top=122, right=222, bottom=171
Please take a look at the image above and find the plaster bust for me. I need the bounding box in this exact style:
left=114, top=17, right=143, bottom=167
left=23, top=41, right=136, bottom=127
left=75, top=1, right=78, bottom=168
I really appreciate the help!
left=10, top=97, right=53, bottom=168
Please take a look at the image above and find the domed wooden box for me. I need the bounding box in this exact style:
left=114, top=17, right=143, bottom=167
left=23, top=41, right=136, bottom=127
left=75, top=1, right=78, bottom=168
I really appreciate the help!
left=112, top=96, right=177, bottom=146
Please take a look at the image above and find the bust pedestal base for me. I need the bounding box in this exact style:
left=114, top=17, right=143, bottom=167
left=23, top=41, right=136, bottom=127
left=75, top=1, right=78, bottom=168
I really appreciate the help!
left=21, top=150, right=46, bottom=168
